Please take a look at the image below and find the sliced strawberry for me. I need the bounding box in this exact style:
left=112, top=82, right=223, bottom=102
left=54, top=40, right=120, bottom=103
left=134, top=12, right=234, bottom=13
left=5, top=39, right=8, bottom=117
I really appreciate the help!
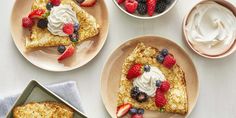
left=147, top=0, right=157, bottom=16
left=127, top=64, right=143, bottom=80
left=58, top=45, right=75, bottom=61
left=80, top=0, right=97, bottom=7
left=116, top=103, right=132, bottom=118
left=117, top=0, right=125, bottom=4
left=28, top=9, right=46, bottom=19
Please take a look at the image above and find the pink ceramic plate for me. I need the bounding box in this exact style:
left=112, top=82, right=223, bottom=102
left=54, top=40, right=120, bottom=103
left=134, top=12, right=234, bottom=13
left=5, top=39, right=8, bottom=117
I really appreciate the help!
left=10, top=0, right=109, bottom=71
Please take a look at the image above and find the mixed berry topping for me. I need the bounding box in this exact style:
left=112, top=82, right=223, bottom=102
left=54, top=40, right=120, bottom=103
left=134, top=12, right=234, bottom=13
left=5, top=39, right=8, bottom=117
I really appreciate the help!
left=156, top=48, right=176, bottom=68
left=117, top=0, right=173, bottom=16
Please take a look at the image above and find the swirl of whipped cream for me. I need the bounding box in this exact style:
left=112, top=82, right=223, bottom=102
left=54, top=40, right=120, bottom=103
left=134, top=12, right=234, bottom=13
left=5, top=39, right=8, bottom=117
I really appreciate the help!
left=133, top=66, right=165, bottom=97
left=185, top=1, right=236, bottom=55
left=47, top=4, right=78, bottom=36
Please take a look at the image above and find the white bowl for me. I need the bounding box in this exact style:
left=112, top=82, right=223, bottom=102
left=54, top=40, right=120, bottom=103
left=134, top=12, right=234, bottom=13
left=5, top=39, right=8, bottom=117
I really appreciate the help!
left=112, top=0, right=178, bottom=19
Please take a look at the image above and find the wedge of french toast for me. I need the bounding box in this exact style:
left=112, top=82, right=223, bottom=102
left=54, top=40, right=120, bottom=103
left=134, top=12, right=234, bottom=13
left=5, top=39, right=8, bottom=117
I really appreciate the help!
left=117, top=43, right=188, bottom=114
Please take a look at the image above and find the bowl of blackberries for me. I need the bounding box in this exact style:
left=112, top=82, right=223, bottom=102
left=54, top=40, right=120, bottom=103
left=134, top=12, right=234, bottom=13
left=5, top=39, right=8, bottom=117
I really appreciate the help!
left=113, top=0, right=178, bottom=19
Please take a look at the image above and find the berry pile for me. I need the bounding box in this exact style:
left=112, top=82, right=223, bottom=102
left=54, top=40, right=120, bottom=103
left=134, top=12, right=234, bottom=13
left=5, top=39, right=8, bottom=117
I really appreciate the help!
left=155, top=80, right=170, bottom=108
left=117, top=0, right=173, bottom=16
left=156, top=48, right=176, bottom=69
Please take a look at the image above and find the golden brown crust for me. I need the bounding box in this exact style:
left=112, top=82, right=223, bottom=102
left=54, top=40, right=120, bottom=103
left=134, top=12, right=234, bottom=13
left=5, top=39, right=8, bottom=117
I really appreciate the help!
left=117, top=43, right=188, bottom=114
left=13, top=101, right=74, bottom=118
left=26, top=0, right=99, bottom=49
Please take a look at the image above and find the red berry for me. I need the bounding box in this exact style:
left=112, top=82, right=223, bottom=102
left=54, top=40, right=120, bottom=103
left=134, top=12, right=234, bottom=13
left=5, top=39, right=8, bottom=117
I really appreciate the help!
left=132, top=114, right=143, bottom=118
left=160, top=81, right=170, bottom=92
left=155, top=92, right=167, bottom=107
left=116, top=103, right=132, bottom=118
left=80, top=0, right=97, bottom=7
left=125, top=0, right=138, bottom=14
left=127, top=64, right=143, bottom=80
left=28, top=9, right=46, bottom=19
left=117, top=0, right=125, bottom=4
left=50, top=0, right=61, bottom=6
left=147, top=0, right=157, bottom=16
left=63, top=23, right=74, bottom=35
left=22, top=17, right=34, bottom=28
left=163, top=55, right=176, bottom=69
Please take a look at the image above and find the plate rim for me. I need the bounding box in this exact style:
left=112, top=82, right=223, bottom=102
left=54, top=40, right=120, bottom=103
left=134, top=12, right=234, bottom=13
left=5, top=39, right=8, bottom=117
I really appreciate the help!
left=100, top=35, right=199, bottom=118
left=10, top=0, right=110, bottom=72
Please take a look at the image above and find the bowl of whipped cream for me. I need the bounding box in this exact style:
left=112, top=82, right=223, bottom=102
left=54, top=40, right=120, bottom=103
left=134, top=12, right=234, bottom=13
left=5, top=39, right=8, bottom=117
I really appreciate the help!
left=183, top=0, right=236, bottom=59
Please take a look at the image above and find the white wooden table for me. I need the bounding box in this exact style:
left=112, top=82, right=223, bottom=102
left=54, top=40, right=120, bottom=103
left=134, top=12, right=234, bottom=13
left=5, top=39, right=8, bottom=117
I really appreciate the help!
left=0, top=0, right=236, bottom=117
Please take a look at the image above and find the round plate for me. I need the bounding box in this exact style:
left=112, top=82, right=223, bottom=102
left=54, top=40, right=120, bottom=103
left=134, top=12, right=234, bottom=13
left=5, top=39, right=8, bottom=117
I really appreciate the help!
left=101, top=36, right=199, bottom=118
left=10, top=0, right=109, bottom=71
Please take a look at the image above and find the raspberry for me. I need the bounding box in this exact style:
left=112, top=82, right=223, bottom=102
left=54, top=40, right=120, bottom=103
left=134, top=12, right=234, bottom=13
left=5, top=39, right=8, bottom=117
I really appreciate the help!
left=50, top=0, right=61, bottom=6
left=125, top=0, right=138, bottom=14
left=63, top=23, right=74, bottom=35
left=163, top=55, right=176, bottom=69
left=155, top=92, right=167, bottom=107
left=160, top=81, right=170, bottom=92
left=22, top=17, right=34, bottom=28
left=127, top=64, right=143, bottom=80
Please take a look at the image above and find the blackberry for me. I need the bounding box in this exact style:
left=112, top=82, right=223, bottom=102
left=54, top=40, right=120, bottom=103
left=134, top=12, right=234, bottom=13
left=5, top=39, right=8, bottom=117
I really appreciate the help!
left=137, top=2, right=147, bottom=15
left=155, top=1, right=167, bottom=13
left=69, top=33, right=78, bottom=42
left=136, top=92, right=148, bottom=103
left=37, top=19, right=48, bottom=29
left=137, top=0, right=146, bottom=3
left=161, top=0, right=172, bottom=4
left=131, top=86, right=140, bottom=99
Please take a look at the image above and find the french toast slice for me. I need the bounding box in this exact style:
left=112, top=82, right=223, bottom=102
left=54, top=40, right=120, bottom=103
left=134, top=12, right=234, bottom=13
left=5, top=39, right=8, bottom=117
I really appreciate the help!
left=13, top=101, right=74, bottom=118
left=117, top=43, right=188, bottom=114
left=26, top=0, right=99, bottom=49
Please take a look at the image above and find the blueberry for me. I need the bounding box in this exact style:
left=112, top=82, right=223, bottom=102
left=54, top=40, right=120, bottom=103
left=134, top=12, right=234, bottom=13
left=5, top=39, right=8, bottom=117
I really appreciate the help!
left=37, top=19, right=48, bottom=29
left=46, top=2, right=53, bottom=10
left=129, top=108, right=138, bottom=115
left=57, top=45, right=66, bottom=54
left=144, top=65, right=150, bottom=72
left=137, top=108, right=144, bottom=114
left=69, top=33, right=78, bottom=42
left=74, top=23, right=80, bottom=32
left=156, top=80, right=162, bottom=88
left=161, top=48, right=169, bottom=56
left=156, top=55, right=164, bottom=63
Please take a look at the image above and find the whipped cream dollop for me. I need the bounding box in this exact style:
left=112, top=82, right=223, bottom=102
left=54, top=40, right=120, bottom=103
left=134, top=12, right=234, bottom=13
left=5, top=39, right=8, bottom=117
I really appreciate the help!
left=133, top=66, right=165, bottom=97
left=47, top=4, right=78, bottom=36
left=185, top=1, right=236, bottom=55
